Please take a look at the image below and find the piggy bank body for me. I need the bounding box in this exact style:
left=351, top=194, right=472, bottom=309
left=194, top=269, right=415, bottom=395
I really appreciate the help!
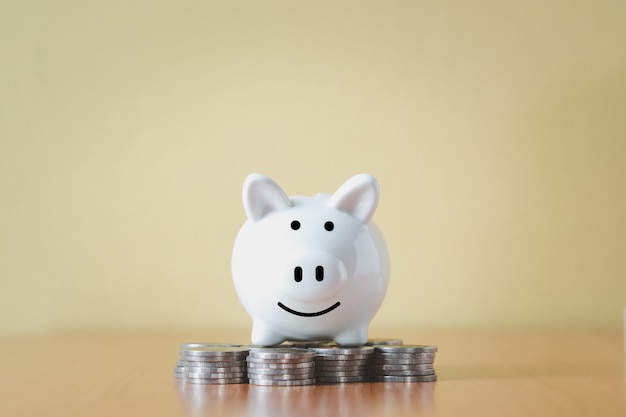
left=232, top=174, right=389, bottom=346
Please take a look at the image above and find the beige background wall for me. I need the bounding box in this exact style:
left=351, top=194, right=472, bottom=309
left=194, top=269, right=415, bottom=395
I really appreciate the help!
left=1, top=0, right=624, bottom=335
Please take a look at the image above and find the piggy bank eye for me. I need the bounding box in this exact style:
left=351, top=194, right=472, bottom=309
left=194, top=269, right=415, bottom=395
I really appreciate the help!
left=290, top=220, right=301, bottom=230
left=324, top=221, right=334, bottom=231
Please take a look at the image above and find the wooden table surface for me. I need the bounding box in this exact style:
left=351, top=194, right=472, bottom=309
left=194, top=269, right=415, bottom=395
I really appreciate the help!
left=0, top=328, right=623, bottom=417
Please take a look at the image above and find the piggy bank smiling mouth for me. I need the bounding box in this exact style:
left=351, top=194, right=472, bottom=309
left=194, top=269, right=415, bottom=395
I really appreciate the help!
left=277, top=301, right=341, bottom=317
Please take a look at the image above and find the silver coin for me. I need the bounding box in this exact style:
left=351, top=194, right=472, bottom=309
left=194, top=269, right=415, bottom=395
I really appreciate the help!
left=185, top=369, right=247, bottom=376
left=183, top=346, right=250, bottom=356
left=248, top=372, right=314, bottom=381
left=186, top=371, right=246, bottom=379
left=316, top=362, right=369, bottom=369
left=372, top=352, right=435, bottom=360
left=371, top=369, right=435, bottom=376
left=315, top=375, right=369, bottom=383
left=248, top=378, right=316, bottom=386
left=182, top=358, right=247, bottom=365
left=180, top=343, right=207, bottom=350
left=183, top=374, right=247, bottom=380
left=178, top=348, right=248, bottom=361
left=372, top=374, right=437, bottom=383
left=280, top=340, right=335, bottom=348
left=372, top=352, right=436, bottom=359
left=184, top=362, right=247, bottom=369
left=176, top=360, right=187, bottom=367
left=184, top=375, right=248, bottom=381
left=184, top=361, right=247, bottom=368
left=182, top=354, right=248, bottom=362
left=315, top=364, right=368, bottom=372
left=315, top=357, right=368, bottom=363
left=365, top=338, right=403, bottom=346
left=247, top=369, right=312, bottom=376
left=184, top=377, right=247, bottom=385
left=185, top=369, right=247, bottom=377
left=184, top=380, right=247, bottom=385
left=182, top=352, right=248, bottom=360
left=374, top=345, right=437, bottom=354
left=314, top=353, right=372, bottom=361
left=248, top=348, right=316, bottom=360
left=173, top=371, right=185, bottom=379
left=180, top=346, right=246, bottom=356
left=311, top=346, right=374, bottom=356
left=185, top=369, right=246, bottom=375
left=315, top=370, right=367, bottom=377
left=246, top=367, right=313, bottom=376
left=180, top=343, right=241, bottom=350
left=247, top=361, right=315, bottom=369
left=246, top=356, right=314, bottom=364
left=370, top=364, right=435, bottom=371
left=370, top=357, right=434, bottom=365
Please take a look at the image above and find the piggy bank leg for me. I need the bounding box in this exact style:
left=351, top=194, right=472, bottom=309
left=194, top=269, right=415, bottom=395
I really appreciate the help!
left=334, top=325, right=368, bottom=346
left=251, top=320, right=285, bottom=346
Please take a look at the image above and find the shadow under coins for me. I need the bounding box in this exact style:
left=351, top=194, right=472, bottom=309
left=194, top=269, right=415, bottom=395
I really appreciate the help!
left=176, top=380, right=436, bottom=417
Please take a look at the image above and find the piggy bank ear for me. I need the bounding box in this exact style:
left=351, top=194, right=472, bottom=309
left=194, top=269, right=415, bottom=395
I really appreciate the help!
left=327, top=174, right=379, bottom=224
left=243, top=174, right=292, bottom=222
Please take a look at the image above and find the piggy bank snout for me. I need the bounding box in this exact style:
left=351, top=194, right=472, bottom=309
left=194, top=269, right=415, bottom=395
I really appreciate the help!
left=279, top=250, right=347, bottom=302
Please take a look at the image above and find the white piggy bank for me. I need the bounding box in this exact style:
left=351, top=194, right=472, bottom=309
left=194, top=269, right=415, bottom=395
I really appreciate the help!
left=231, top=173, right=389, bottom=346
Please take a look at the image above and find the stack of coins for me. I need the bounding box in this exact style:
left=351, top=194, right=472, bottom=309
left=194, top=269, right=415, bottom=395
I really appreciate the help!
left=174, top=343, right=211, bottom=379
left=369, top=345, right=437, bottom=382
left=246, top=348, right=316, bottom=386
left=179, top=344, right=249, bottom=384
left=312, top=345, right=374, bottom=384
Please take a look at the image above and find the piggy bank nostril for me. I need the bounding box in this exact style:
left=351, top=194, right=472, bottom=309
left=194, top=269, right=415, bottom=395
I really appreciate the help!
left=315, top=265, right=324, bottom=282
left=294, top=266, right=303, bottom=282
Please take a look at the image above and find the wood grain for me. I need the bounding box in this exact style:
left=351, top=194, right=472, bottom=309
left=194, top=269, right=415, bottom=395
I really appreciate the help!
left=0, top=328, right=623, bottom=417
